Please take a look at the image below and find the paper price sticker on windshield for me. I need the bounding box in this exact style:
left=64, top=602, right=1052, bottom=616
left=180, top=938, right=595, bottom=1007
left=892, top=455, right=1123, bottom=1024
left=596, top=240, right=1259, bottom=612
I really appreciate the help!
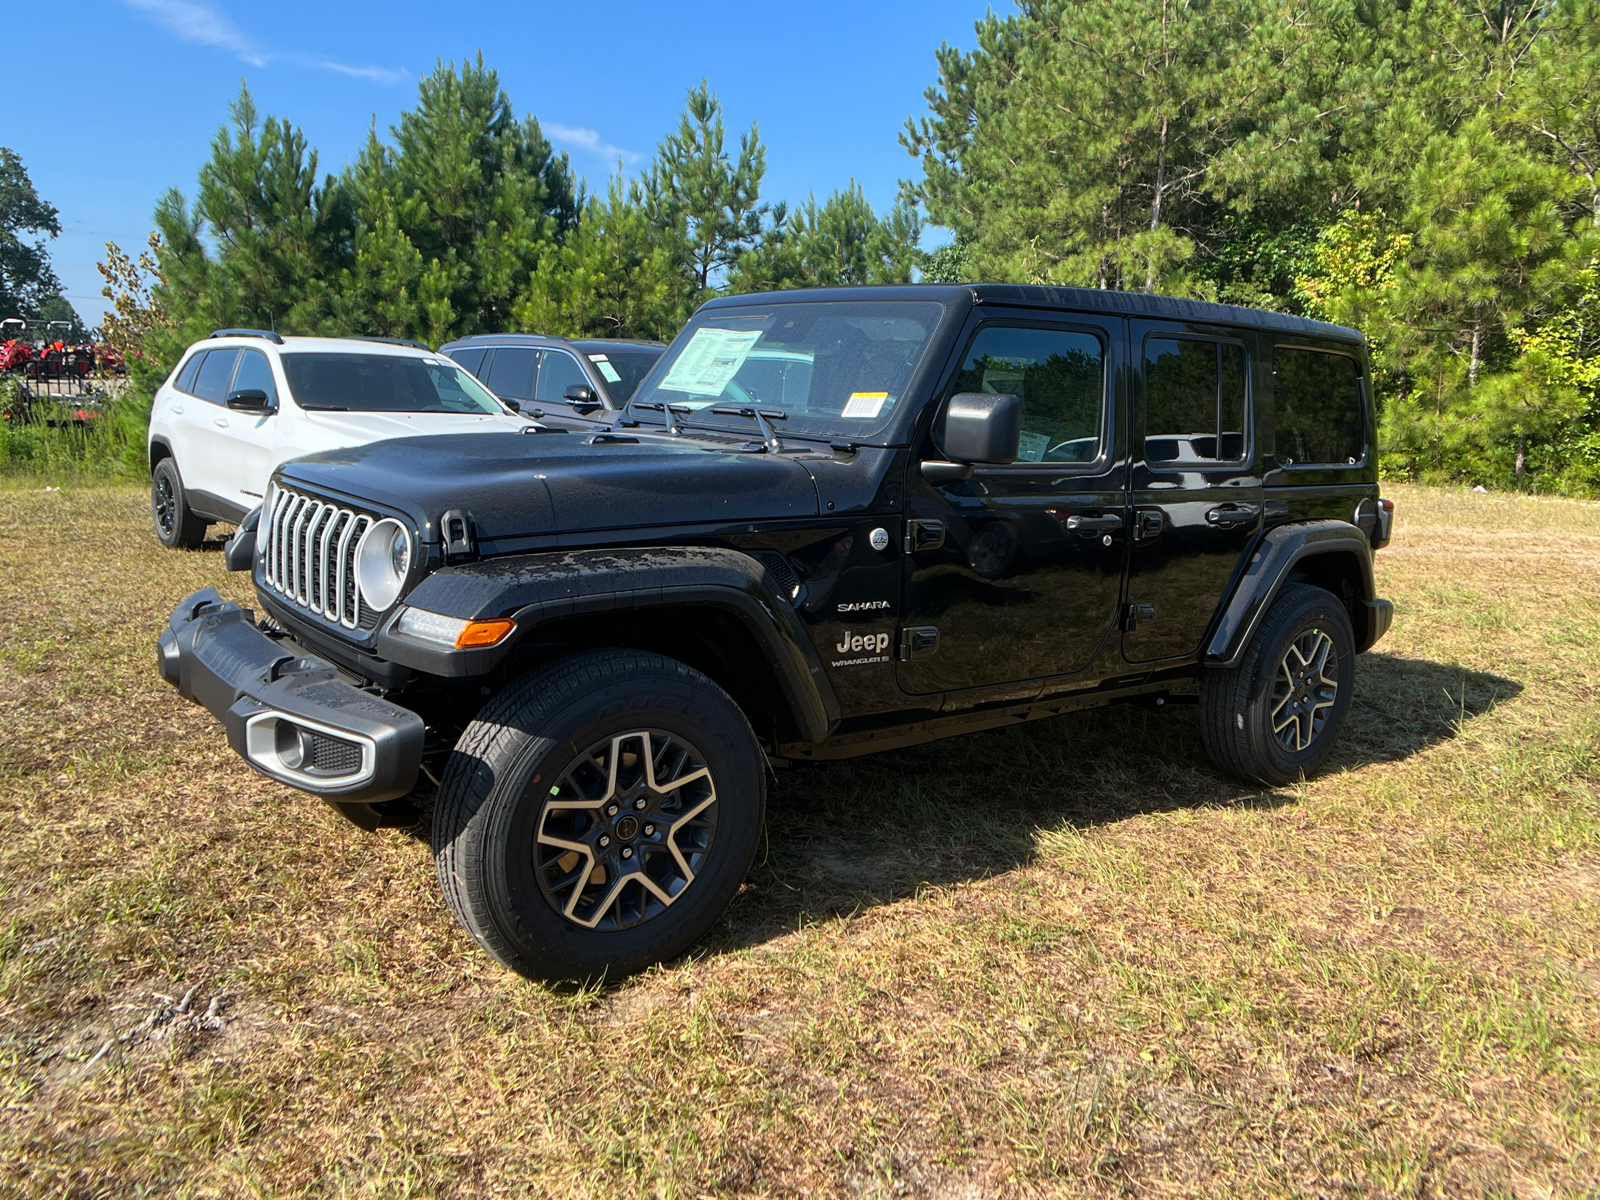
left=659, top=328, right=761, bottom=395
left=841, top=392, right=888, bottom=419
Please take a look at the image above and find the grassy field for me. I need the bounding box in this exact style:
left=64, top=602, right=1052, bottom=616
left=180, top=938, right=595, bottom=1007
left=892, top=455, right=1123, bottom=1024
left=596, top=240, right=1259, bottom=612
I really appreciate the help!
left=0, top=482, right=1596, bottom=1198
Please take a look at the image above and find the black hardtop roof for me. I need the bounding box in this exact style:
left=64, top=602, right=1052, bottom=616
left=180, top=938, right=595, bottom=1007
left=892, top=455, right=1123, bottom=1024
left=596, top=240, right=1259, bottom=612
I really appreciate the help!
left=699, top=283, right=1362, bottom=344
left=569, top=338, right=666, bottom=351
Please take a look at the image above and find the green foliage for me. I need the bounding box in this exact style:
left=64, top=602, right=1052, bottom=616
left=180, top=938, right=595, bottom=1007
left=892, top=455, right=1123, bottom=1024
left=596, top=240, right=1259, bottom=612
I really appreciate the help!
left=906, top=0, right=1600, bottom=494
left=0, top=380, right=150, bottom=481
left=0, top=147, right=78, bottom=327
left=142, top=65, right=923, bottom=375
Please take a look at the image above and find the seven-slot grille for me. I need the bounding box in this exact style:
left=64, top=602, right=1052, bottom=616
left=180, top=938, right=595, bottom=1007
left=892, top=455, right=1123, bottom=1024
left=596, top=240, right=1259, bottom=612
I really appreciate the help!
left=261, top=487, right=379, bottom=630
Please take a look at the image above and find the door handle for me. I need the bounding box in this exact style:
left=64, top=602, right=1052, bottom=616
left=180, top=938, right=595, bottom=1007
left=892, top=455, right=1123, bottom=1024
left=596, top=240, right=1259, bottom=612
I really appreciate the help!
left=214, top=418, right=230, bottom=429
left=1205, top=503, right=1261, bottom=528
left=171, top=405, right=184, bottom=415
left=1064, top=513, right=1122, bottom=534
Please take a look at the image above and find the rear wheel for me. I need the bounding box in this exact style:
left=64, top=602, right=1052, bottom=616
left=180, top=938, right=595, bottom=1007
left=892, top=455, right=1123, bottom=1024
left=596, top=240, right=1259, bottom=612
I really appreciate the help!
left=1199, top=583, right=1356, bottom=786
left=151, top=457, right=207, bottom=550
left=432, top=649, right=765, bottom=982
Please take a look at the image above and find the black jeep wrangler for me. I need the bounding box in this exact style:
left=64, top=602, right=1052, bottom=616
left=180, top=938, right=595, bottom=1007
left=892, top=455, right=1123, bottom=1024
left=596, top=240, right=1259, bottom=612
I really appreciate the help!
left=158, top=285, right=1394, bottom=981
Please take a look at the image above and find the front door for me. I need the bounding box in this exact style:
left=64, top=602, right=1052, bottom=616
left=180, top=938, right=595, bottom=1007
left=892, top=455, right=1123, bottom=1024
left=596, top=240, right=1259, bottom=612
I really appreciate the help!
left=898, top=315, right=1128, bottom=698
left=1123, top=321, right=1263, bottom=664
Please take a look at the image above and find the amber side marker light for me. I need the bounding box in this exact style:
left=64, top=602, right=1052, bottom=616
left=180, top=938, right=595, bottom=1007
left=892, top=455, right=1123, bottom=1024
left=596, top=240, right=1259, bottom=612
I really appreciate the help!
left=455, top=618, right=516, bottom=649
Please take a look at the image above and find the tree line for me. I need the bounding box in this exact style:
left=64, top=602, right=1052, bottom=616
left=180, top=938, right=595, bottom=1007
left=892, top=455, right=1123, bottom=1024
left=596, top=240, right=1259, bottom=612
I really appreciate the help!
left=109, top=2, right=1600, bottom=494
left=117, top=57, right=920, bottom=386
left=907, top=0, right=1600, bottom=493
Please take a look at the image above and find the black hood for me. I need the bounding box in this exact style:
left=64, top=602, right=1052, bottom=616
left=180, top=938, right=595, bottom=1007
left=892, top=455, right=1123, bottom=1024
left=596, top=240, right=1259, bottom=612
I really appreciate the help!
left=276, top=431, right=821, bottom=544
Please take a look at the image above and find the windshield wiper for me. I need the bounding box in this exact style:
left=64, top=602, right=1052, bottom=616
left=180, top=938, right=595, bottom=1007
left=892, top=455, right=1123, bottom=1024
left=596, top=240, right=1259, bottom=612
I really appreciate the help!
left=299, top=404, right=349, bottom=411
left=631, top=400, right=693, bottom=436
left=710, top=405, right=787, bottom=454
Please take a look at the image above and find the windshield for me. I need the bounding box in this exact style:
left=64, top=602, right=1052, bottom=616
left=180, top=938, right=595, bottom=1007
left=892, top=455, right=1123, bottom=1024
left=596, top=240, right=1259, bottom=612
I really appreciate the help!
left=282, top=353, right=509, bottom=414
left=628, top=300, right=944, bottom=439
left=580, top=347, right=661, bottom=404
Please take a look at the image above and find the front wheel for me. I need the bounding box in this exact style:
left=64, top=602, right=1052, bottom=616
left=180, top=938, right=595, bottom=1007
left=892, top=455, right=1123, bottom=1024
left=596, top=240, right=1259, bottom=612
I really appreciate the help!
left=151, top=457, right=207, bottom=550
left=1199, top=583, right=1356, bottom=787
left=432, top=649, right=765, bottom=982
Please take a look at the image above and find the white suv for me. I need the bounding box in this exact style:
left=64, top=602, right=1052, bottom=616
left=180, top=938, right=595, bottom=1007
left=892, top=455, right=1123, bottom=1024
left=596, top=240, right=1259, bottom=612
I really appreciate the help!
left=148, top=330, right=532, bottom=548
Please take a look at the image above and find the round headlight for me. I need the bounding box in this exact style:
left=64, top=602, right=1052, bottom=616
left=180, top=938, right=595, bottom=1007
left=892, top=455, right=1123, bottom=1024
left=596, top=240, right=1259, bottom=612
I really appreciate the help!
left=355, top=518, right=412, bottom=611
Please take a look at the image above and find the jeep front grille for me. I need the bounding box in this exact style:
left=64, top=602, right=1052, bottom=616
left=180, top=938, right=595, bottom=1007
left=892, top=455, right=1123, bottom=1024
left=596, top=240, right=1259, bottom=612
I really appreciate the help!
left=261, top=487, right=377, bottom=630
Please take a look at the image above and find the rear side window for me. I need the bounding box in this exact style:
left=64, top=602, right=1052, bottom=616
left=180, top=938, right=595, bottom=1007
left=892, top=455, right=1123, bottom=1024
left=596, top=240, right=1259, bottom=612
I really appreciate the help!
left=192, top=348, right=240, bottom=403
left=231, top=349, right=277, bottom=403
left=175, top=351, right=206, bottom=395
left=1144, top=336, right=1247, bottom=463
left=484, top=348, right=537, bottom=400
left=943, top=325, right=1105, bottom=464
left=1274, top=347, right=1365, bottom=466
left=447, top=347, right=487, bottom=377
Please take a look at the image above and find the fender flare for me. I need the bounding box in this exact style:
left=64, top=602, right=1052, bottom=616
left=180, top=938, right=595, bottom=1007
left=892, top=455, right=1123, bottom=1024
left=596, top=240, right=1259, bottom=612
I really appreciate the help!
left=376, top=546, right=842, bottom=744
left=1204, top=520, right=1385, bottom=667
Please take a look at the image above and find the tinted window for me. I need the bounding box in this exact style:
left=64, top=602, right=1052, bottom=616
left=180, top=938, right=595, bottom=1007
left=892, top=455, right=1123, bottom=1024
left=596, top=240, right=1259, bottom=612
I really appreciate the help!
left=281, top=354, right=504, bottom=414
left=447, top=347, right=487, bottom=377
left=231, top=349, right=277, bottom=403
left=583, top=348, right=660, bottom=403
left=484, top=348, right=537, bottom=400
left=1144, top=337, right=1246, bottom=462
left=175, top=351, right=206, bottom=395
left=536, top=351, right=590, bottom=405
left=1274, top=347, right=1365, bottom=466
left=945, top=325, right=1105, bottom=463
left=192, top=348, right=240, bottom=403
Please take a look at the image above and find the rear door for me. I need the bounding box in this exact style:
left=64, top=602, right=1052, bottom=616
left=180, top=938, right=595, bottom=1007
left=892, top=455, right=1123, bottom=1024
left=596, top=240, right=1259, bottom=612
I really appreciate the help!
left=177, top=347, right=241, bottom=514
left=1123, top=321, right=1263, bottom=664
left=898, top=312, right=1128, bottom=698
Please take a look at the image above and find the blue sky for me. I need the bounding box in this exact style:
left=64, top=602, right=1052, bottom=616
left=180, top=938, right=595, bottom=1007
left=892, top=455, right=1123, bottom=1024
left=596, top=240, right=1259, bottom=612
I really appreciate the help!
left=0, top=0, right=987, bottom=327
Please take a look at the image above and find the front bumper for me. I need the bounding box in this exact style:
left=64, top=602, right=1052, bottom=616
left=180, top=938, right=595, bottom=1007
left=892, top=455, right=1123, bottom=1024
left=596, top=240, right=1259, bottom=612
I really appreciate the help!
left=157, top=587, right=424, bottom=803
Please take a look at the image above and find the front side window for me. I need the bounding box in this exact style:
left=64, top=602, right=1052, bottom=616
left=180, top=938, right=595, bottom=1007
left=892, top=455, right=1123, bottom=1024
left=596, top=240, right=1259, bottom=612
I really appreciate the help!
left=942, top=325, right=1105, bottom=464
left=231, top=349, right=277, bottom=403
left=1144, top=336, right=1247, bottom=463
left=192, top=348, right=240, bottom=404
left=535, top=351, right=589, bottom=405
left=628, top=300, right=945, bottom=439
left=281, top=353, right=507, bottom=414
left=1273, top=346, right=1365, bottom=466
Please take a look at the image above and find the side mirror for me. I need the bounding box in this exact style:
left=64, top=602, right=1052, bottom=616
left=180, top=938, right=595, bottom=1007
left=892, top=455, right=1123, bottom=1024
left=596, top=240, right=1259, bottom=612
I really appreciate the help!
left=922, top=392, right=1021, bottom=483
left=564, top=383, right=605, bottom=415
left=226, top=388, right=273, bottom=413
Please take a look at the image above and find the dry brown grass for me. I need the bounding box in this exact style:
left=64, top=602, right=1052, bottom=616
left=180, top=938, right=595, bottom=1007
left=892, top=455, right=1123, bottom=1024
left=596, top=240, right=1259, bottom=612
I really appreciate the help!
left=0, top=482, right=1596, bottom=1198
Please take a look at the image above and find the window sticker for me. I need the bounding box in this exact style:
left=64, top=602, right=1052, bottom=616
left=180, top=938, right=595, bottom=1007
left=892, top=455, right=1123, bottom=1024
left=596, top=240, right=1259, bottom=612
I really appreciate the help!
left=1017, top=431, right=1050, bottom=462
left=841, top=392, right=888, bottom=419
left=593, top=360, right=622, bottom=383
left=659, top=328, right=762, bottom=395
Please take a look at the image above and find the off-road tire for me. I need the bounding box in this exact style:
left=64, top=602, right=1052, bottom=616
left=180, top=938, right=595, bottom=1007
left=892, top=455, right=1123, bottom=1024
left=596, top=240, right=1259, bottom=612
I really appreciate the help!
left=432, top=648, right=765, bottom=982
left=1199, top=583, right=1356, bottom=787
left=151, top=457, right=207, bottom=550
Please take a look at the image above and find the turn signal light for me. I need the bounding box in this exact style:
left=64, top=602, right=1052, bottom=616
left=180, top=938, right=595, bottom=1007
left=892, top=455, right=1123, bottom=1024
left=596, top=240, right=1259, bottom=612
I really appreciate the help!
left=455, top=618, right=515, bottom=648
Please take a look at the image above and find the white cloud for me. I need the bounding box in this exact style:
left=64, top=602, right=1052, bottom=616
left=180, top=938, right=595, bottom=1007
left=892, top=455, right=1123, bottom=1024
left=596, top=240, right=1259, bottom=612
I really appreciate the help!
left=119, top=0, right=405, bottom=83
left=121, top=0, right=265, bottom=63
left=544, top=123, right=642, bottom=165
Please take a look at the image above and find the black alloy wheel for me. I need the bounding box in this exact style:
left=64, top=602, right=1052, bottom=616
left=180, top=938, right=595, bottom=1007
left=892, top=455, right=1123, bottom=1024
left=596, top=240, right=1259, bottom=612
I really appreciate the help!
left=1199, top=582, right=1356, bottom=787
left=150, top=457, right=207, bottom=550
left=432, top=649, right=764, bottom=982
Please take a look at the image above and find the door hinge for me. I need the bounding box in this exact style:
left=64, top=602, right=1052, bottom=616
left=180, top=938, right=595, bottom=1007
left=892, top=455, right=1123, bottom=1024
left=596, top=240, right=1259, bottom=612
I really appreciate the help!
left=899, top=626, right=939, bottom=660
left=1123, top=602, right=1156, bottom=631
left=1134, top=509, right=1165, bottom=540
left=903, top=519, right=945, bottom=554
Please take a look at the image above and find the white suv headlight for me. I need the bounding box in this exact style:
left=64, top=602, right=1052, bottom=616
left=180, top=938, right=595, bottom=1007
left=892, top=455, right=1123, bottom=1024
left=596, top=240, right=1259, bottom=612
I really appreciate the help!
left=355, top=518, right=412, bottom=611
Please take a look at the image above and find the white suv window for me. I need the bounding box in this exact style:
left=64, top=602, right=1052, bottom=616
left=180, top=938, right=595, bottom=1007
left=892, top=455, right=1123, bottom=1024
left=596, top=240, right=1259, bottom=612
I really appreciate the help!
left=193, top=348, right=240, bottom=404
left=231, top=348, right=278, bottom=403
